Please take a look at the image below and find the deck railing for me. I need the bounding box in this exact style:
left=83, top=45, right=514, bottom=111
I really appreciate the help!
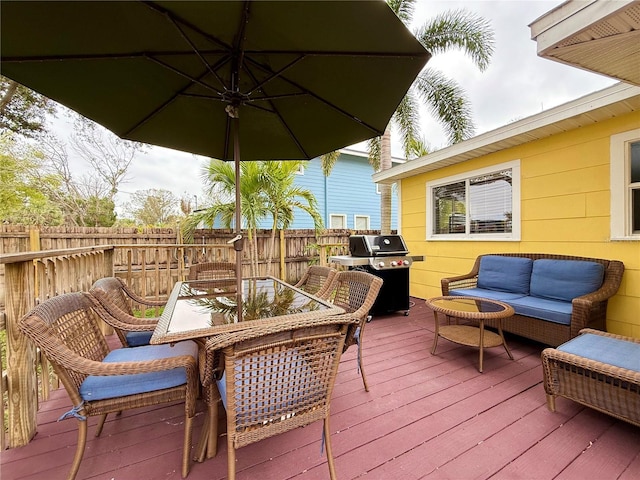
left=0, top=231, right=362, bottom=450
left=0, top=243, right=237, bottom=449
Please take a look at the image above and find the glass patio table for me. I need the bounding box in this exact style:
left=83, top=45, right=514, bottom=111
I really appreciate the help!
left=150, top=276, right=345, bottom=345
left=150, top=276, right=346, bottom=462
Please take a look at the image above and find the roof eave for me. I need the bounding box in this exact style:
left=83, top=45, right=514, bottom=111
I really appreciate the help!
left=374, top=82, right=640, bottom=184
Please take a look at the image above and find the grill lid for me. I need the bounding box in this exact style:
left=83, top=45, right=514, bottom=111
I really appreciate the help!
left=349, top=234, right=409, bottom=257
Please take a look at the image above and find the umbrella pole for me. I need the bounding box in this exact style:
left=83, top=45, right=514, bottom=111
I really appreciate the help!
left=233, top=116, right=243, bottom=323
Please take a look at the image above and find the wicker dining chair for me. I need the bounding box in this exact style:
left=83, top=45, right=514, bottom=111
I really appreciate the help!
left=294, top=265, right=338, bottom=298
left=89, top=277, right=163, bottom=347
left=18, top=292, right=199, bottom=480
left=320, top=270, right=383, bottom=391
left=188, top=261, right=237, bottom=282
left=199, top=314, right=358, bottom=480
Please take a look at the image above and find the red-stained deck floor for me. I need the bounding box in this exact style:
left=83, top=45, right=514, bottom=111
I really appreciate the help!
left=3, top=298, right=640, bottom=479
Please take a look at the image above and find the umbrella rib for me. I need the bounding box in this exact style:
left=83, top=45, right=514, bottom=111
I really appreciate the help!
left=163, top=12, right=228, bottom=92
left=243, top=55, right=383, bottom=136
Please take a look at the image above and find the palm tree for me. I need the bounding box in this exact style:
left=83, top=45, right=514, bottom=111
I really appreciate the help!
left=322, top=1, right=494, bottom=234
left=260, top=161, right=323, bottom=276
left=183, top=160, right=322, bottom=278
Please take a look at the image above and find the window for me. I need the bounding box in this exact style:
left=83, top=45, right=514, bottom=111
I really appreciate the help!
left=329, top=214, right=347, bottom=229
left=354, top=215, right=370, bottom=230
left=427, top=160, right=520, bottom=240
left=611, top=129, right=640, bottom=239
left=295, top=163, right=305, bottom=175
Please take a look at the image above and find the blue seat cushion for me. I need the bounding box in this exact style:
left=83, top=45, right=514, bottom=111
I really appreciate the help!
left=449, top=288, right=526, bottom=302
left=79, top=340, right=198, bottom=401
left=125, top=331, right=153, bottom=347
left=477, top=256, right=533, bottom=295
left=507, top=296, right=572, bottom=325
left=558, top=333, right=640, bottom=372
left=530, top=259, right=604, bottom=302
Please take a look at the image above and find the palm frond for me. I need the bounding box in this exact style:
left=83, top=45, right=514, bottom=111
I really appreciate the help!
left=414, top=68, right=475, bottom=144
left=415, top=9, right=494, bottom=72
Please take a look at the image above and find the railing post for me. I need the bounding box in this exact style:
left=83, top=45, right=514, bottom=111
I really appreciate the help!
left=5, top=261, right=37, bottom=447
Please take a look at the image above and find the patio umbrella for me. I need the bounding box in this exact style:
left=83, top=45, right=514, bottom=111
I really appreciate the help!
left=1, top=0, right=430, bottom=319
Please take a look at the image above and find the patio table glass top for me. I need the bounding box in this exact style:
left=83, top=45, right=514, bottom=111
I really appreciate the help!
left=150, top=276, right=344, bottom=344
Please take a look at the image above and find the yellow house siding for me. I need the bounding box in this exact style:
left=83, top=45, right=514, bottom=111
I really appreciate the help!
left=402, top=110, right=640, bottom=337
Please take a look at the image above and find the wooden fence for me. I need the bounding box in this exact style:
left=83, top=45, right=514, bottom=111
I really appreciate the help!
left=0, top=225, right=375, bottom=449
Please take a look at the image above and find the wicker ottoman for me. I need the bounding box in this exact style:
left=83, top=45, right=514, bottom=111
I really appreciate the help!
left=541, top=328, right=640, bottom=427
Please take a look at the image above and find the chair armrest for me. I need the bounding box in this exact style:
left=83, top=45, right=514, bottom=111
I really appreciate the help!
left=88, top=294, right=159, bottom=331
left=441, top=274, right=478, bottom=295
left=117, top=278, right=166, bottom=307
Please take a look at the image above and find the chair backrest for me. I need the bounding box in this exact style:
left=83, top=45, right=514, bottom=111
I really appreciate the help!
left=209, top=316, right=354, bottom=450
left=188, top=262, right=237, bottom=283
left=322, top=270, right=383, bottom=320
left=295, top=265, right=337, bottom=297
left=19, top=292, right=111, bottom=404
left=90, top=277, right=134, bottom=316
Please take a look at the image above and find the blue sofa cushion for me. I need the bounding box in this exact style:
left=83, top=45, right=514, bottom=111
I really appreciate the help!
left=125, top=331, right=153, bottom=347
left=449, top=288, right=526, bottom=302
left=558, top=334, right=640, bottom=372
left=530, top=260, right=604, bottom=302
left=477, top=256, right=533, bottom=294
left=507, top=296, right=573, bottom=325
left=79, top=340, right=197, bottom=401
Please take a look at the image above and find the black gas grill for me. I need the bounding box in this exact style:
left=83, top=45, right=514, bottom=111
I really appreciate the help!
left=331, top=234, right=413, bottom=316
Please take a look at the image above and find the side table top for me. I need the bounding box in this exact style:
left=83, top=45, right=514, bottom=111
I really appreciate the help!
left=426, top=296, right=514, bottom=320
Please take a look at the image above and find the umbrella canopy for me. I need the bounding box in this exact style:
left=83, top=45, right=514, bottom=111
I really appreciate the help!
left=1, top=0, right=430, bottom=318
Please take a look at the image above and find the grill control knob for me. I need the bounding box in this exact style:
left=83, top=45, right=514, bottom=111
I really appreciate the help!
left=403, top=260, right=410, bottom=266
left=391, top=261, right=398, bottom=267
left=377, top=261, right=386, bottom=268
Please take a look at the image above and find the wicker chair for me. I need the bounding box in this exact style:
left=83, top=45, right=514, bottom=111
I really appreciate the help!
left=294, top=265, right=338, bottom=298
left=89, top=277, right=163, bottom=347
left=188, top=262, right=237, bottom=283
left=199, top=315, right=358, bottom=480
left=18, top=292, right=199, bottom=480
left=320, top=270, right=383, bottom=391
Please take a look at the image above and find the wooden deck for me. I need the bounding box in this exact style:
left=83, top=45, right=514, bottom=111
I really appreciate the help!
left=3, top=298, right=640, bottom=479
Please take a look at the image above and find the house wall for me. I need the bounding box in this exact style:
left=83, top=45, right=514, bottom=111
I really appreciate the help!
left=402, top=110, right=640, bottom=337
left=283, top=153, right=398, bottom=230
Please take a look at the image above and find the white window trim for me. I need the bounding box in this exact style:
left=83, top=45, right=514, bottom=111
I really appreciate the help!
left=354, top=215, right=370, bottom=230
left=329, top=213, right=347, bottom=229
left=295, top=164, right=305, bottom=175
left=610, top=128, right=640, bottom=240
left=426, top=160, right=521, bottom=241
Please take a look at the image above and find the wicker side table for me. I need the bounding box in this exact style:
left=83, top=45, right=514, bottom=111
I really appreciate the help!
left=426, top=296, right=515, bottom=372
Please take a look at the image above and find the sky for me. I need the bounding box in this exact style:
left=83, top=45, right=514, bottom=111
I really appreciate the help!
left=50, top=0, right=618, bottom=213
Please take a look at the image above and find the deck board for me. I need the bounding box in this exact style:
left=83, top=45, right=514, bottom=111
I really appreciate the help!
left=2, top=297, right=639, bottom=480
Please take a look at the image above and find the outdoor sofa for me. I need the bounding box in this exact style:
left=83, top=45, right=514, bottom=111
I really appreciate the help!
left=441, top=253, right=624, bottom=347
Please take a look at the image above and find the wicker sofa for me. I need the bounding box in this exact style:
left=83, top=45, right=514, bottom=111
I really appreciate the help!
left=441, top=253, right=625, bottom=347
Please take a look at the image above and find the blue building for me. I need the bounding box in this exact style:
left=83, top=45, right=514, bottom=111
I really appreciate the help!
left=268, top=149, right=402, bottom=231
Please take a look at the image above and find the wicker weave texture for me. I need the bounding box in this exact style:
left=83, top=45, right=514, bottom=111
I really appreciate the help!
left=188, top=262, right=237, bottom=282
left=89, top=277, right=160, bottom=347
left=18, top=292, right=198, bottom=479
left=441, top=253, right=625, bottom=347
left=542, top=329, right=640, bottom=427
left=294, top=265, right=337, bottom=298
left=202, top=315, right=356, bottom=480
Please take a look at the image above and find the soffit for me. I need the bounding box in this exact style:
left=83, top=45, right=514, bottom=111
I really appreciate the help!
left=530, top=0, right=640, bottom=86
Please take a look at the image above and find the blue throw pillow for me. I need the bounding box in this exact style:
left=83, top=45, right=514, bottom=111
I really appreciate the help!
left=477, top=255, right=533, bottom=294
left=530, top=260, right=604, bottom=302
